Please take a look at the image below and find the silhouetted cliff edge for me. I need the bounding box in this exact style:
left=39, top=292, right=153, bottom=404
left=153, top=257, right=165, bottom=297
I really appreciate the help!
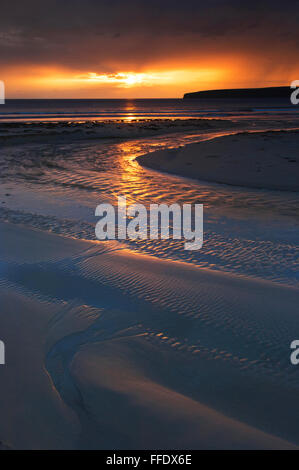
left=183, top=86, right=291, bottom=99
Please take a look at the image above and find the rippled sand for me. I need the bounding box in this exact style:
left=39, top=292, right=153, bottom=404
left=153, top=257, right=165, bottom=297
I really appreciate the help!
left=0, top=222, right=298, bottom=449
left=1, top=127, right=298, bottom=287
left=0, top=120, right=299, bottom=449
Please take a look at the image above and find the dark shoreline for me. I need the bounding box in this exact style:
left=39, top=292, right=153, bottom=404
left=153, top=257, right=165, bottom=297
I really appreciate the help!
left=184, top=86, right=291, bottom=99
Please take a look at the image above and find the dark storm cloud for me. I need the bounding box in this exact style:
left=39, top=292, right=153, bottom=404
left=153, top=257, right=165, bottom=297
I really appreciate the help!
left=0, top=0, right=298, bottom=71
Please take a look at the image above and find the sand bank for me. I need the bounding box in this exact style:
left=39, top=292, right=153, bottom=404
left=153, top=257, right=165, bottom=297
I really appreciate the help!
left=137, top=130, right=299, bottom=191
left=0, top=118, right=237, bottom=147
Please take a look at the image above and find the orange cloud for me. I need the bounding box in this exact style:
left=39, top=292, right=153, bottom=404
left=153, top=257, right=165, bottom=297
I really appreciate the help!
left=2, top=54, right=299, bottom=98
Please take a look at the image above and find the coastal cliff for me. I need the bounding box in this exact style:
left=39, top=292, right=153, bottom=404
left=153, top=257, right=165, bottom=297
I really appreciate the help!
left=183, top=86, right=291, bottom=99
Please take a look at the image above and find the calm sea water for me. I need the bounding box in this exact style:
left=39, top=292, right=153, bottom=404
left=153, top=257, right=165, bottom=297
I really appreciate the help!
left=1, top=97, right=298, bottom=121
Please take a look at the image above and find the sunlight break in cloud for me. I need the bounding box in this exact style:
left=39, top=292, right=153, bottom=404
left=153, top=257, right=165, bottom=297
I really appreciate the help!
left=76, top=72, right=172, bottom=88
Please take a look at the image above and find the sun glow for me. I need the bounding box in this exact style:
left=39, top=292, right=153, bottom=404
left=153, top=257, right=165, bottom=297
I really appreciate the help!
left=79, top=72, right=170, bottom=88
left=6, top=58, right=287, bottom=98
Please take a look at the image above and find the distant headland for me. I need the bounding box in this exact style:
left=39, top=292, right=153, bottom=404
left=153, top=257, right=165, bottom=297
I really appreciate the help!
left=183, top=86, right=291, bottom=99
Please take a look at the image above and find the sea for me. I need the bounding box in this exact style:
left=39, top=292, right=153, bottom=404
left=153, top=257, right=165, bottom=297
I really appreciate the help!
left=1, top=97, right=299, bottom=122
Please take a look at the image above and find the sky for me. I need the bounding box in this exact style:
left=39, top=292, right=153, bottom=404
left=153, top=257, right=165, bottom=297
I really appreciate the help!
left=1, top=0, right=299, bottom=98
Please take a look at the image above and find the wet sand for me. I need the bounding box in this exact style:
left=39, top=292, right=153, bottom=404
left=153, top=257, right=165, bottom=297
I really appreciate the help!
left=0, top=222, right=298, bottom=449
left=137, top=130, right=299, bottom=191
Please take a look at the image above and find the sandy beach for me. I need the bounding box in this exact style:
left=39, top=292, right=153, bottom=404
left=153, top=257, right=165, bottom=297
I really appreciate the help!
left=137, top=130, right=299, bottom=191
left=0, top=112, right=299, bottom=450
left=1, top=222, right=299, bottom=449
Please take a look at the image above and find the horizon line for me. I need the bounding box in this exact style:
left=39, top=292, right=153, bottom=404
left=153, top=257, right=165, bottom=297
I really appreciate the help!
left=4, top=97, right=182, bottom=100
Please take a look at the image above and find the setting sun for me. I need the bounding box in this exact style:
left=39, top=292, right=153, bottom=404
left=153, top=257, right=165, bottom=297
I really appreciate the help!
left=123, top=74, right=144, bottom=86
